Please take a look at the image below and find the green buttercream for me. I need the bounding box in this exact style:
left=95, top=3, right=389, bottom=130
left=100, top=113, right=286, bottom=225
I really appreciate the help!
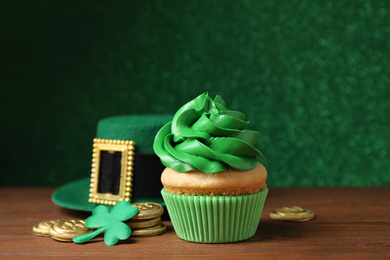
left=153, top=93, right=263, bottom=173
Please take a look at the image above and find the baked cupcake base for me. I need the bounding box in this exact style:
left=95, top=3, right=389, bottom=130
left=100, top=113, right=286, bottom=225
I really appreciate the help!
left=161, top=163, right=268, bottom=196
left=161, top=187, right=268, bottom=243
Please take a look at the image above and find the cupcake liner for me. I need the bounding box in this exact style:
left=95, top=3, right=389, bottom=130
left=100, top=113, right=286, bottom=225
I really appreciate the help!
left=161, top=187, right=268, bottom=243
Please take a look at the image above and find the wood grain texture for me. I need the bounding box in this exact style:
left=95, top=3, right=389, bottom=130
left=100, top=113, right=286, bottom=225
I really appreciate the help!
left=0, top=187, right=389, bottom=259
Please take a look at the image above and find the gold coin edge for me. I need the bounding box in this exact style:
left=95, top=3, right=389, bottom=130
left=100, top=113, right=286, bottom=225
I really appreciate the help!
left=131, top=223, right=167, bottom=237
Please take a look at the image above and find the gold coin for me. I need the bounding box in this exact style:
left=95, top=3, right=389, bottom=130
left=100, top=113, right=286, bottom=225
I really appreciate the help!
left=126, top=216, right=161, bottom=229
left=131, top=223, right=167, bottom=237
left=131, top=202, right=164, bottom=220
left=270, top=206, right=315, bottom=222
left=33, top=220, right=61, bottom=237
left=48, top=219, right=93, bottom=242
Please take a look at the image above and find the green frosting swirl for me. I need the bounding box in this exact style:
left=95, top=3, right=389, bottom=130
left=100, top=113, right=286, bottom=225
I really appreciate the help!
left=153, top=93, right=263, bottom=173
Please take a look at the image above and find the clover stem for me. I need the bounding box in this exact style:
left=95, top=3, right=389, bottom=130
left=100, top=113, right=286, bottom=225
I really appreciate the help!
left=73, top=227, right=107, bottom=244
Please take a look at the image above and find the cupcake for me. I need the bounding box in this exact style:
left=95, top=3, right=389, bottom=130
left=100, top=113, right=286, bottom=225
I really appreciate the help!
left=153, top=93, right=268, bottom=243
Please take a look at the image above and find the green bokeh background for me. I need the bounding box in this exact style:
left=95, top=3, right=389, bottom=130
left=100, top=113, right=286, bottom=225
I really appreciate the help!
left=1, top=0, right=389, bottom=187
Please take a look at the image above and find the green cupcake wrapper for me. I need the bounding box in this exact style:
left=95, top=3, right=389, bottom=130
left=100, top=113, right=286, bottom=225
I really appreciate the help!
left=161, top=187, right=268, bottom=243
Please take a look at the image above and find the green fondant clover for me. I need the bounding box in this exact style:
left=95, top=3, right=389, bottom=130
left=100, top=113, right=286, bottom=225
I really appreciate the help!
left=73, top=200, right=139, bottom=246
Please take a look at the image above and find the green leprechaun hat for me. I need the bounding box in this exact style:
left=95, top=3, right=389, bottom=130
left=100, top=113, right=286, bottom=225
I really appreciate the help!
left=52, top=114, right=173, bottom=211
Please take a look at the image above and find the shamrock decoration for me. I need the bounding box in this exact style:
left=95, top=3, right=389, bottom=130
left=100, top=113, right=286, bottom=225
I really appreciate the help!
left=73, top=200, right=139, bottom=246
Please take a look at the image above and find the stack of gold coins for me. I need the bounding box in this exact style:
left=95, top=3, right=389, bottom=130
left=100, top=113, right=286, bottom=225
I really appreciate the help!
left=127, top=202, right=167, bottom=236
left=33, top=219, right=93, bottom=242
left=270, top=206, right=315, bottom=222
left=49, top=220, right=93, bottom=242
left=33, top=220, right=61, bottom=237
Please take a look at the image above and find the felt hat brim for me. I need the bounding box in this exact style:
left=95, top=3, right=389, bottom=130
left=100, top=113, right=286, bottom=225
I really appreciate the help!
left=52, top=178, right=165, bottom=212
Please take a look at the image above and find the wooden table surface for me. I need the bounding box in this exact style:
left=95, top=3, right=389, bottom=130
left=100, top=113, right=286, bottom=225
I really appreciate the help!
left=0, top=187, right=389, bottom=259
